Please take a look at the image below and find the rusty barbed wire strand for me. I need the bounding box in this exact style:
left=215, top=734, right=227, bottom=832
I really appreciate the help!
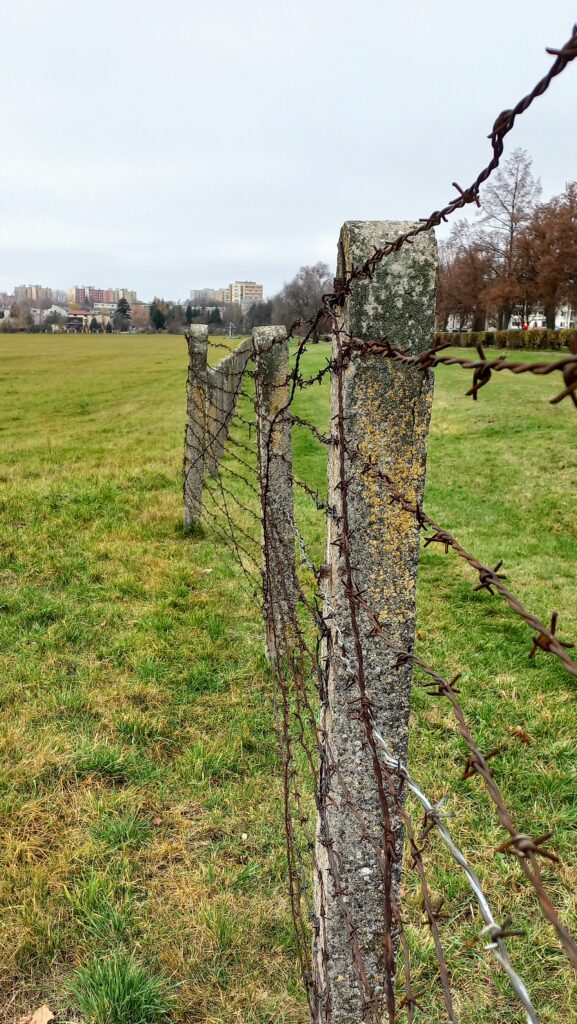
left=343, top=443, right=577, bottom=678
left=347, top=583, right=577, bottom=972
left=402, top=811, right=458, bottom=1023
left=370, top=726, right=540, bottom=1024
left=330, top=320, right=553, bottom=1020
left=288, top=26, right=577, bottom=371
left=331, top=325, right=399, bottom=1021
left=178, top=28, right=577, bottom=1020
left=293, top=508, right=542, bottom=1021
left=419, top=671, right=577, bottom=971
left=345, top=336, right=577, bottom=407
left=197, top=509, right=262, bottom=599
left=187, top=336, right=577, bottom=1018
left=280, top=369, right=577, bottom=679
left=185, top=330, right=577, bottom=1019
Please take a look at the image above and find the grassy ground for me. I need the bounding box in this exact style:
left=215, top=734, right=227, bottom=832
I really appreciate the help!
left=0, top=333, right=576, bottom=1023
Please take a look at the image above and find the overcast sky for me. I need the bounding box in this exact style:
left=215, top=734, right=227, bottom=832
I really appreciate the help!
left=1, top=1, right=576, bottom=302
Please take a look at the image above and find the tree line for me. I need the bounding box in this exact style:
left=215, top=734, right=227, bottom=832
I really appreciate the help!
left=153, top=262, right=334, bottom=339
left=4, top=151, right=575, bottom=340
left=1, top=266, right=336, bottom=338
left=438, top=148, right=577, bottom=331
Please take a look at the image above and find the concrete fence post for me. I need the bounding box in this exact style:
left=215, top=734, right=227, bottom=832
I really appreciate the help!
left=253, top=326, right=298, bottom=665
left=314, top=222, right=437, bottom=1022
left=205, top=338, right=254, bottom=478
left=183, top=325, right=209, bottom=530
left=205, top=366, right=223, bottom=477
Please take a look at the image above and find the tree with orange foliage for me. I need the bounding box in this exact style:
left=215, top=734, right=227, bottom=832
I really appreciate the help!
left=520, top=183, right=577, bottom=329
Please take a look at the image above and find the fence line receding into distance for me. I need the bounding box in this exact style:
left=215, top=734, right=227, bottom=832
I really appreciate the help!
left=181, top=25, right=577, bottom=1024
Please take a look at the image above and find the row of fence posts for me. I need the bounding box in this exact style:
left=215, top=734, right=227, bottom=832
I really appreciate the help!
left=183, top=220, right=438, bottom=1024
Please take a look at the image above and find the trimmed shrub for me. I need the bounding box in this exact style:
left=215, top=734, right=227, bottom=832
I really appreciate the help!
left=434, top=329, right=570, bottom=352
left=560, top=329, right=577, bottom=352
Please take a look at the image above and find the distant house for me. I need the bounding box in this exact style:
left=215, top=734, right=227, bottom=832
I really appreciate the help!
left=67, top=312, right=90, bottom=333
left=447, top=303, right=575, bottom=333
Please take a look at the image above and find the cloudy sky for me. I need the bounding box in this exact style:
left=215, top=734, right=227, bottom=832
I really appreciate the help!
left=2, top=1, right=576, bottom=302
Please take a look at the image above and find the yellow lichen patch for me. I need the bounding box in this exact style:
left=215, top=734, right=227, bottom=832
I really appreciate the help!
left=352, top=362, right=433, bottom=631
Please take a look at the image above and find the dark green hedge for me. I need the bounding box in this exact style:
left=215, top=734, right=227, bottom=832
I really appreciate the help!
left=434, top=328, right=577, bottom=352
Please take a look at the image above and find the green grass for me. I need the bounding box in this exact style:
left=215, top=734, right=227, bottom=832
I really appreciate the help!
left=69, top=949, right=173, bottom=1024
left=0, top=333, right=576, bottom=1022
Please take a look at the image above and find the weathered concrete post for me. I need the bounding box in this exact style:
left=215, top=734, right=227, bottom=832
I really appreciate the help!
left=222, top=337, right=252, bottom=442
left=253, top=326, right=298, bottom=665
left=205, top=366, right=223, bottom=478
left=183, top=325, right=209, bottom=530
left=314, top=222, right=437, bottom=1022
left=204, top=338, right=254, bottom=479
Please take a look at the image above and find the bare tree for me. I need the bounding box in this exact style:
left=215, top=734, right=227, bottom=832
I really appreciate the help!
left=272, top=262, right=333, bottom=341
left=439, top=150, right=543, bottom=330
left=477, top=148, right=542, bottom=327
left=222, top=302, right=243, bottom=327
left=244, top=300, right=273, bottom=331
left=438, top=223, right=493, bottom=330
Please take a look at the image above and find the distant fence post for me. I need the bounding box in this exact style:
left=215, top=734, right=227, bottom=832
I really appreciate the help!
left=205, top=366, right=223, bottom=478
left=183, top=325, right=209, bottom=531
left=314, top=221, right=437, bottom=1022
left=253, top=326, right=297, bottom=665
left=206, top=338, right=254, bottom=478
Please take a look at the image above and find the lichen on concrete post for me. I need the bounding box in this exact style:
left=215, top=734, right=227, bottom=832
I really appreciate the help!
left=253, top=326, right=298, bottom=665
left=314, top=222, right=437, bottom=1022
left=183, top=325, right=209, bottom=531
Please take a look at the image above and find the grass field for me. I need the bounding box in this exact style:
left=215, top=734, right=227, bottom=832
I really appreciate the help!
left=1, top=333, right=576, bottom=1023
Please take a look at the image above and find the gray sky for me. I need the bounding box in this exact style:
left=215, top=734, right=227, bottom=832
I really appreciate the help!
left=2, top=0, right=576, bottom=302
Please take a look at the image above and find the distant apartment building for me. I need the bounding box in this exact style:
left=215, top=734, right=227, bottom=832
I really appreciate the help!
left=190, top=288, right=216, bottom=304
left=15, top=284, right=52, bottom=305
left=229, top=281, right=263, bottom=307
left=67, top=286, right=137, bottom=307
left=190, top=281, right=263, bottom=309
left=67, top=287, right=84, bottom=306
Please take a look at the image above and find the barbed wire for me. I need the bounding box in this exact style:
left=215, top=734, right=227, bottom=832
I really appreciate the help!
left=180, top=24, right=577, bottom=1024
left=182, top=336, right=577, bottom=1020
left=287, top=24, right=577, bottom=409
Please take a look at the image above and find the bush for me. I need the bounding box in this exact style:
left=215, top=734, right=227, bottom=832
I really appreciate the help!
left=560, top=329, right=577, bottom=352
left=434, top=329, right=570, bottom=352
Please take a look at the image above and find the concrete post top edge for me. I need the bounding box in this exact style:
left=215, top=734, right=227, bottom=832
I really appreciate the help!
left=339, top=219, right=434, bottom=238
left=252, top=325, right=288, bottom=350
left=185, top=325, right=209, bottom=341
left=338, top=220, right=437, bottom=269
